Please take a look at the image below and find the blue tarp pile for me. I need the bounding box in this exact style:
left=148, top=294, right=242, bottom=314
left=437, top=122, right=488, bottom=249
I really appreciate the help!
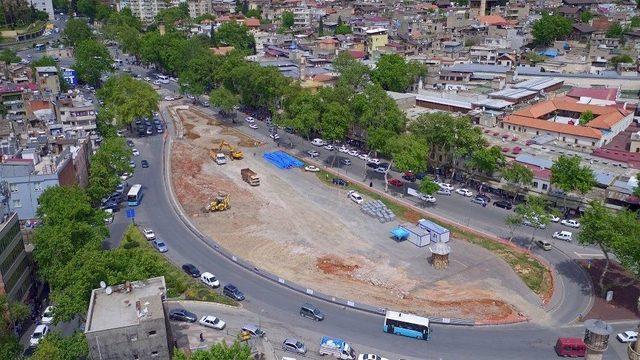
left=263, top=151, right=304, bottom=169
left=390, top=227, right=410, bottom=240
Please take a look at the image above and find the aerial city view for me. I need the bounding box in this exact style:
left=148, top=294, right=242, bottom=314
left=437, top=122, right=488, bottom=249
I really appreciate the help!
left=0, top=0, right=640, bottom=358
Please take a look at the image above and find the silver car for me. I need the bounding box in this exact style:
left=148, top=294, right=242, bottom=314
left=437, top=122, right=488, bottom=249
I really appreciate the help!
left=282, top=338, right=306, bottom=354
left=152, top=239, right=168, bottom=253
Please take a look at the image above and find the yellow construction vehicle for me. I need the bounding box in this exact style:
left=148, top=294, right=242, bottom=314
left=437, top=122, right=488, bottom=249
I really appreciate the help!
left=205, top=192, right=230, bottom=212
left=211, top=140, right=243, bottom=160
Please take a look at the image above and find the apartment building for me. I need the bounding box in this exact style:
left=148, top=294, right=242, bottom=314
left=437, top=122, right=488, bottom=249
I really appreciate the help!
left=0, top=83, right=37, bottom=122
left=35, top=66, right=60, bottom=96
left=85, top=277, right=171, bottom=360
left=188, top=0, right=212, bottom=19
left=27, top=0, right=55, bottom=20
left=127, top=0, right=171, bottom=23
left=0, top=206, right=33, bottom=302
left=57, top=95, right=97, bottom=134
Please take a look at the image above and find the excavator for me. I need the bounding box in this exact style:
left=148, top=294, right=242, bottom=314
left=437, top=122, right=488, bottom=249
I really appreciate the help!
left=205, top=191, right=230, bottom=212
left=210, top=140, right=243, bottom=161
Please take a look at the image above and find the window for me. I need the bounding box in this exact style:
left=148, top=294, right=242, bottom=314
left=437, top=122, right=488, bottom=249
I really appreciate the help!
left=33, top=182, right=42, bottom=191
left=9, top=184, right=17, bottom=192
left=133, top=354, right=139, bottom=360
left=542, top=184, right=548, bottom=190
left=574, top=139, right=578, bottom=144
left=533, top=181, right=538, bottom=188
left=11, top=199, right=21, bottom=208
left=151, top=351, right=159, bottom=357
left=148, top=330, right=157, bottom=336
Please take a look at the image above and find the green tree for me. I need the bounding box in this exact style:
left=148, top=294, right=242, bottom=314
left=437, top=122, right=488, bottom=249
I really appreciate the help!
left=631, top=16, right=640, bottom=28
left=0, top=49, right=20, bottom=64
left=580, top=11, right=593, bottom=23
left=216, top=22, right=256, bottom=54
left=194, top=13, right=216, bottom=23
left=210, top=86, right=239, bottom=115
left=606, top=22, right=625, bottom=39
left=515, top=196, right=550, bottom=249
left=278, top=89, right=320, bottom=138
left=531, top=14, right=572, bottom=45
left=578, top=201, right=618, bottom=295
left=504, top=214, right=523, bottom=243
left=419, top=179, right=440, bottom=195
left=320, top=102, right=351, bottom=143
left=579, top=110, right=595, bottom=125
left=179, top=52, right=221, bottom=95
left=245, top=8, right=261, bottom=19
left=87, top=137, right=132, bottom=203
left=32, top=331, right=89, bottom=360
left=53, top=0, right=70, bottom=13
left=634, top=174, right=640, bottom=197
left=155, top=2, right=189, bottom=26
left=318, top=16, right=324, bottom=36
left=351, top=84, right=406, bottom=150
left=334, top=23, right=352, bottom=35
left=73, top=39, right=113, bottom=86
left=174, top=341, right=252, bottom=359
left=333, top=51, right=371, bottom=92
left=281, top=11, right=294, bottom=28
left=0, top=294, right=29, bottom=360
left=371, top=54, right=426, bottom=92
left=454, top=0, right=469, bottom=5
left=97, top=75, right=159, bottom=128
left=609, top=54, right=634, bottom=68
left=76, top=0, right=97, bottom=19
left=466, top=145, right=505, bottom=176
left=385, top=134, right=429, bottom=191
left=550, top=155, right=595, bottom=209
left=62, top=18, right=94, bottom=46
left=502, top=162, right=534, bottom=202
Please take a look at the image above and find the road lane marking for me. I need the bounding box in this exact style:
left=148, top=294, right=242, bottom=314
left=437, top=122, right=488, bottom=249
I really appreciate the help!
left=574, top=252, right=605, bottom=258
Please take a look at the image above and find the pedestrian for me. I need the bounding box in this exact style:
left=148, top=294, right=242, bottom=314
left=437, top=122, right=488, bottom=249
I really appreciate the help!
left=199, top=332, right=204, bottom=342
left=369, top=181, right=373, bottom=188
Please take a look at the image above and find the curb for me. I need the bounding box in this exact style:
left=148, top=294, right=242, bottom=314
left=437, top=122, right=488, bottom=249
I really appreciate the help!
left=166, top=299, right=243, bottom=311
left=160, top=106, right=479, bottom=326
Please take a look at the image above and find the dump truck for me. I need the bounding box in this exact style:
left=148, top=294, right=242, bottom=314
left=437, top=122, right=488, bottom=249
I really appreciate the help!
left=205, top=192, right=230, bottom=212
left=319, top=336, right=355, bottom=360
left=241, top=168, right=260, bottom=186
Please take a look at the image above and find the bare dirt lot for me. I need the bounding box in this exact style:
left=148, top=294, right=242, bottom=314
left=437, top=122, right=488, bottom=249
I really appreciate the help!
left=170, top=108, right=547, bottom=324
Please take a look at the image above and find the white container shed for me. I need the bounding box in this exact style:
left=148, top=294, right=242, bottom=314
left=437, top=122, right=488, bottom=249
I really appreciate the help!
left=399, top=223, right=431, bottom=247
left=418, top=219, right=451, bottom=243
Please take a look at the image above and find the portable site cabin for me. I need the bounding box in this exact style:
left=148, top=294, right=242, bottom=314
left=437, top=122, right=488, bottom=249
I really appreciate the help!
left=417, top=219, right=450, bottom=243
left=398, top=223, right=431, bottom=247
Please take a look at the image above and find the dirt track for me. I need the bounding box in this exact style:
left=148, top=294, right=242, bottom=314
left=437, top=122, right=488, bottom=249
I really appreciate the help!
left=170, top=108, right=548, bottom=323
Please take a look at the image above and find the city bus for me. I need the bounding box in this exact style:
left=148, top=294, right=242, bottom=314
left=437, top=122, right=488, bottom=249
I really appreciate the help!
left=383, top=310, right=431, bottom=340
left=35, top=43, right=46, bottom=52
left=127, top=184, right=143, bottom=206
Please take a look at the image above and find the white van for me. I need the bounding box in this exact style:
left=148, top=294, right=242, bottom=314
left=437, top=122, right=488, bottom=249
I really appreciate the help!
left=157, top=74, right=170, bottom=84
left=199, top=272, right=220, bottom=288
left=553, top=231, right=572, bottom=242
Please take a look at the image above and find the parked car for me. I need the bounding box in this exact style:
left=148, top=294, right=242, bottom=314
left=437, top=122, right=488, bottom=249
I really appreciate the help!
left=332, top=178, right=348, bottom=187
left=617, top=331, right=638, bottom=343
left=348, top=149, right=359, bottom=157
left=270, top=133, right=280, bottom=140
left=307, top=150, right=319, bottom=158
left=493, top=200, right=512, bottom=210
left=30, top=325, right=49, bottom=347
left=535, top=239, right=552, bottom=251
left=169, top=308, right=197, bottom=322
left=304, top=165, right=320, bottom=172
left=283, top=338, right=307, bottom=354
left=367, top=162, right=380, bottom=169
left=358, top=354, right=389, bottom=360
left=41, top=306, right=54, bottom=325
left=387, top=178, right=403, bottom=188
left=417, top=194, right=437, bottom=203
left=132, top=148, right=140, bottom=156
left=455, top=188, right=473, bottom=197
left=561, top=219, right=580, bottom=228
left=182, top=263, right=201, bottom=277
left=549, top=214, right=560, bottom=222
left=284, top=127, right=295, bottom=134
left=152, top=239, right=168, bottom=253
left=311, top=138, right=325, bottom=146
left=141, top=160, right=149, bottom=168
left=348, top=190, right=364, bottom=204
left=299, top=303, right=324, bottom=321
left=375, top=164, right=390, bottom=174
left=471, top=196, right=488, bottom=206
left=402, top=171, right=416, bottom=182
left=437, top=189, right=452, bottom=196
left=368, top=158, right=381, bottom=165
left=223, top=284, right=245, bottom=301
left=241, top=324, right=265, bottom=337
left=437, top=182, right=454, bottom=191
left=338, top=145, right=349, bottom=153
left=476, top=194, right=491, bottom=203
left=358, top=153, right=370, bottom=161
left=553, top=231, right=573, bottom=242
left=200, top=272, right=220, bottom=288
left=143, top=228, right=156, bottom=240
left=199, top=315, right=226, bottom=330
left=324, top=144, right=335, bottom=151
left=523, top=216, right=546, bottom=229
left=129, top=160, right=136, bottom=168
left=341, top=159, right=352, bottom=166
left=249, top=123, right=258, bottom=129
left=245, top=116, right=255, bottom=123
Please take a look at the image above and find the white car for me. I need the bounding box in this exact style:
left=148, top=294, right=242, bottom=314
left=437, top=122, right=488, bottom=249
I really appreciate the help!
left=311, top=138, right=325, bottom=146
left=324, top=144, right=335, bottom=151
left=358, top=354, right=389, bottom=360
left=368, top=158, right=381, bottom=165
left=132, top=148, right=140, bottom=156
left=617, top=330, right=638, bottom=343
left=553, top=231, right=572, bottom=241
left=561, top=219, right=580, bottom=228
left=418, top=194, right=437, bottom=203
left=358, top=153, right=370, bottom=161
left=438, top=182, right=454, bottom=191
left=437, top=188, right=452, bottom=196
left=199, top=315, right=226, bottom=330
left=30, top=325, right=49, bottom=347
left=338, top=145, right=349, bottom=153
left=104, top=209, right=114, bottom=224
left=129, top=160, right=136, bottom=168
left=144, top=77, right=151, bottom=82
left=523, top=216, right=546, bottom=229
left=304, top=165, right=320, bottom=172
left=153, top=79, right=161, bottom=85
left=143, top=228, right=156, bottom=240
left=200, top=272, right=220, bottom=288
left=41, top=306, right=54, bottom=325
left=455, top=188, right=473, bottom=197
left=348, top=149, right=359, bottom=157
left=549, top=214, right=560, bottom=222
left=347, top=190, right=364, bottom=204
left=270, top=133, right=280, bottom=140
left=248, top=123, right=258, bottom=129
left=119, top=172, right=131, bottom=181
left=307, top=150, right=319, bottom=158
left=245, top=117, right=255, bottom=123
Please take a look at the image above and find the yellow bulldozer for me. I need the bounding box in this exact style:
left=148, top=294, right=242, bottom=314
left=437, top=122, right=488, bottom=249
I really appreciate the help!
left=210, top=140, right=243, bottom=161
left=205, top=191, right=230, bottom=212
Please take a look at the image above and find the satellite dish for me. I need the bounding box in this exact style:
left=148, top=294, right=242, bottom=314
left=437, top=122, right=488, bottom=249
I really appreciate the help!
left=100, top=281, right=106, bottom=289
left=105, top=287, right=113, bottom=295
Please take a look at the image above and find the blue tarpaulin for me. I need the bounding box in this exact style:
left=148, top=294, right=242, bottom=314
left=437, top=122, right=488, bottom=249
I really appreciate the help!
left=391, top=227, right=410, bottom=240
left=263, top=151, right=304, bottom=169
left=540, top=48, right=558, bottom=57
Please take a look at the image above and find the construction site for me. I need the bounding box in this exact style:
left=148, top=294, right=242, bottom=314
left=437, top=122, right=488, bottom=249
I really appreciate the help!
left=169, top=106, right=549, bottom=324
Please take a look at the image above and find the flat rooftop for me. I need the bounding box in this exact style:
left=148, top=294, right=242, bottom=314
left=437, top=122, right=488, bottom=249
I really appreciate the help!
left=85, top=276, right=166, bottom=333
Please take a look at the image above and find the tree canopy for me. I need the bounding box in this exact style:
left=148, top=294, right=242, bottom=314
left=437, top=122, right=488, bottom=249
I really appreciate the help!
left=210, top=86, right=240, bottom=115
left=97, top=75, right=160, bottom=128
left=62, top=18, right=94, bottom=46
left=86, top=137, right=132, bottom=204
left=531, top=14, right=572, bottom=45
left=281, top=11, right=294, bottom=28
left=215, top=22, right=256, bottom=54
left=73, top=39, right=113, bottom=86
left=0, top=49, right=20, bottom=65
left=371, top=54, right=426, bottom=92
left=502, top=162, right=534, bottom=201
left=32, top=331, right=89, bottom=360
left=550, top=155, right=595, bottom=200
left=174, top=341, right=252, bottom=360
left=467, top=145, right=505, bottom=175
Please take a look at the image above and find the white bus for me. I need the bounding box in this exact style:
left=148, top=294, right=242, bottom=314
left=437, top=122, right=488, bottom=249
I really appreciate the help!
left=383, top=310, right=431, bottom=340
left=127, top=184, right=143, bottom=206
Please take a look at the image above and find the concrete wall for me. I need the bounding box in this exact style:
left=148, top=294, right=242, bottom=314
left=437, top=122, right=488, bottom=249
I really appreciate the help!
left=87, top=317, right=170, bottom=360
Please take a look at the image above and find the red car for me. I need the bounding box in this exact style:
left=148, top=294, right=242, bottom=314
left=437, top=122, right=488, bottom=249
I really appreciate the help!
left=402, top=171, right=416, bottom=182
left=388, top=178, right=404, bottom=188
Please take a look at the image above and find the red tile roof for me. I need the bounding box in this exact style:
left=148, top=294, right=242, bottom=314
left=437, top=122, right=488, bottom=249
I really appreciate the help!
left=566, top=87, right=618, bottom=101
left=478, top=15, right=509, bottom=26
left=244, top=18, right=260, bottom=27
left=504, top=115, right=603, bottom=139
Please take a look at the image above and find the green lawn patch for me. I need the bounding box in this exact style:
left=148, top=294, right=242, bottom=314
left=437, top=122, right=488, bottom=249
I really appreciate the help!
left=120, top=225, right=238, bottom=305
left=315, top=169, right=553, bottom=299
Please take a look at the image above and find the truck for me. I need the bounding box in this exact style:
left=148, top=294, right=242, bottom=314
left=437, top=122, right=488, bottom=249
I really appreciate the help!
left=241, top=168, right=260, bottom=186
left=319, top=336, right=356, bottom=360
left=215, top=153, right=227, bottom=165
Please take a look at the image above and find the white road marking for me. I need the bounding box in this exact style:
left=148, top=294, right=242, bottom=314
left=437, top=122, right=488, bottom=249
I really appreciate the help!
left=574, top=252, right=606, bottom=258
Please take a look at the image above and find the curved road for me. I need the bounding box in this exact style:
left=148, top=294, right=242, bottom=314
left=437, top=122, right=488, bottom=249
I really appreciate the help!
left=104, top=108, right=626, bottom=360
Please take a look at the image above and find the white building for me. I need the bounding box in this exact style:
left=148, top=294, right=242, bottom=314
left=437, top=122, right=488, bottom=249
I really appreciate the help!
left=126, top=0, right=182, bottom=23
left=28, top=0, right=54, bottom=20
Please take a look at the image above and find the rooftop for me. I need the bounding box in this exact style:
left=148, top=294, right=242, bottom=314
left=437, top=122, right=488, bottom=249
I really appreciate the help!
left=85, top=277, right=166, bottom=333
